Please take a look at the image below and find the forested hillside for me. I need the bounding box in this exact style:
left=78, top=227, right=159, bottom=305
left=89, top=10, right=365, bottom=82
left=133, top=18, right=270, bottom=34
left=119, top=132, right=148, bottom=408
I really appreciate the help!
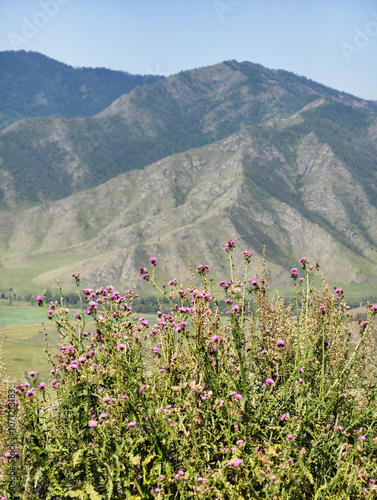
left=0, top=50, right=164, bottom=130
left=1, top=59, right=376, bottom=209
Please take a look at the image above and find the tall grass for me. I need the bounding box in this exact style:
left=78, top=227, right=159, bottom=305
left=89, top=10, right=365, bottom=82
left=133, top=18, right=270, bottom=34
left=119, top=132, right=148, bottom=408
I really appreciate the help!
left=1, top=241, right=377, bottom=499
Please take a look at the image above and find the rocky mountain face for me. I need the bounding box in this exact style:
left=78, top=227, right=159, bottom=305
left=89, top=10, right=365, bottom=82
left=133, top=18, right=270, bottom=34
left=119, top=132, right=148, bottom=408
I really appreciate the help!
left=0, top=54, right=376, bottom=303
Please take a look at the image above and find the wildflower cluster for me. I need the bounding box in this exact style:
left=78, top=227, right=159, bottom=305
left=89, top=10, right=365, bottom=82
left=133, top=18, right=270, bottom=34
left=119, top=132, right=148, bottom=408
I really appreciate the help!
left=1, top=244, right=377, bottom=498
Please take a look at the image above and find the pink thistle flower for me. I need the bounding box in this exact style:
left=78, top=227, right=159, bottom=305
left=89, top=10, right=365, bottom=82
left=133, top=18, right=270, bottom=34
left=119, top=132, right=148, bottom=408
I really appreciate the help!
left=266, top=378, right=275, bottom=385
left=128, top=421, right=136, bottom=428
left=99, top=413, right=107, bottom=419
left=287, top=434, right=294, bottom=440
left=211, top=335, right=219, bottom=342
left=229, top=458, right=243, bottom=466
left=149, top=257, right=157, bottom=266
left=358, top=436, right=366, bottom=441
left=118, top=344, right=126, bottom=350
left=243, top=250, right=253, bottom=263
left=36, top=295, right=43, bottom=303
left=26, top=390, right=35, bottom=397
left=89, top=420, right=98, bottom=427
left=38, top=383, right=45, bottom=389
left=337, top=425, right=344, bottom=431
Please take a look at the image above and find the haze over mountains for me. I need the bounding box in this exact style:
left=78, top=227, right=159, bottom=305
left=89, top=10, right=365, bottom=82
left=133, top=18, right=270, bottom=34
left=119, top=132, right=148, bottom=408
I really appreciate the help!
left=0, top=51, right=377, bottom=304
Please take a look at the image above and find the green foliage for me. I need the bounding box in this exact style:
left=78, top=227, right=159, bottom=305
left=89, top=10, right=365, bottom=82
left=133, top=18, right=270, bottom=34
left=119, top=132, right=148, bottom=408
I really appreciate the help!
left=1, top=244, right=377, bottom=498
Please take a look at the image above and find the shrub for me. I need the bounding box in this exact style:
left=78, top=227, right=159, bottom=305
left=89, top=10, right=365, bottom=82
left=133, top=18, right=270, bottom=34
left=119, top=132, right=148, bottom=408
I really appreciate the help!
left=1, top=242, right=377, bottom=499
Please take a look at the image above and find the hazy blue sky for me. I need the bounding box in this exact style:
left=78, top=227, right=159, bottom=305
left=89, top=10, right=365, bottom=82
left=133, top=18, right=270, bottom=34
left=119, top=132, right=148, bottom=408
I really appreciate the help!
left=1, top=0, right=376, bottom=100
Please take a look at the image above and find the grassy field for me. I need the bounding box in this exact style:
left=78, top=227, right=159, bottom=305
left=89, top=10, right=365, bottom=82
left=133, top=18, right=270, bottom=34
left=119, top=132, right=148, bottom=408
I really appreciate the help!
left=0, top=306, right=157, bottom=382
left=1, top=305, right=65, bottom=382
left=0, top=305, right=46, bottom=329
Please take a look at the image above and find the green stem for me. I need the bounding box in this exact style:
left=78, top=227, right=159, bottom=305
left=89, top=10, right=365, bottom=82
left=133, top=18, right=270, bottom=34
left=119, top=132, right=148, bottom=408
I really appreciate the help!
left=294, top=282, right=301, bottom=370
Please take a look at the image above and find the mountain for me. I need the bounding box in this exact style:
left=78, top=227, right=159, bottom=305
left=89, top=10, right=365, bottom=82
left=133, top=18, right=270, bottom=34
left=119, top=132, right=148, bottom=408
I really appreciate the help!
left=0, top=55, right=376, bottom=304
left=1, top=59, right=376, bottom=209
left=0, top=50, right=164, bottom=131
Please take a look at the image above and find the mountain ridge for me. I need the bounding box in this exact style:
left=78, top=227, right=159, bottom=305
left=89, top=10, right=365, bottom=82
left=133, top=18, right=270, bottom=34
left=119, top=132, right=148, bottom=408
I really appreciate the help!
left=1, top=58, right=376, bottom=209
left=0, top=50, right=164, bottom=130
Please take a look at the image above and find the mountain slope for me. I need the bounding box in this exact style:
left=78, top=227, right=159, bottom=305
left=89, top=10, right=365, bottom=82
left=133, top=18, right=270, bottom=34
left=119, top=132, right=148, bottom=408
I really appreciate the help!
left=0, top=50, right=164, bottom=130
left=1, top=60, right=376, bottom=209
left=1, top=116, right=376, bottom=303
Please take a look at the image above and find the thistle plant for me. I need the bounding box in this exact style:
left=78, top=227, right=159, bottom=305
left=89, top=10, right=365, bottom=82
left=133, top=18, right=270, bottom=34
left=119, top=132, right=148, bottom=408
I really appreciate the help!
left=1, top=242, right=377, bottom=499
